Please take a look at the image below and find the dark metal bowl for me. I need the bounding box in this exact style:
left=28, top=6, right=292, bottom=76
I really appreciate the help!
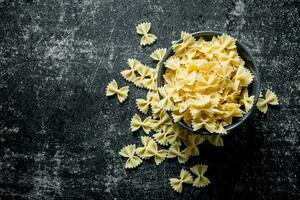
left=157, top=31, right=260, bottom=135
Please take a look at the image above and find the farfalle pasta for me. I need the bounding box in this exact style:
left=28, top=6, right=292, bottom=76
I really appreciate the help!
left=256, top=89, right=279, bottom=113
left=151, top=48, right=167, bottom=62
left=169, top=169, right=193, bottom=193
left=106, top=79, right=129, bottom=103
left=130, top=114, right=152, bottom=134
left=167, top=142, right=191, bottom=164
left=190, top=164, right=211, bottom=187
left=136, top=22, right=157, bottom=46
left=158, top=32, right=256, bottom=134
left=119, top=144, right=143, bottom=169
left=109, top=22, right=280, bottom=194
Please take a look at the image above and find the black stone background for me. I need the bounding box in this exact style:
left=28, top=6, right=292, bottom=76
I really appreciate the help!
left=0, top=0, right=299, bottom=199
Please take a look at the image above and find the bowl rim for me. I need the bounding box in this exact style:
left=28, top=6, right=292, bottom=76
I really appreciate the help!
left=157, top=31, right=260, bottom=135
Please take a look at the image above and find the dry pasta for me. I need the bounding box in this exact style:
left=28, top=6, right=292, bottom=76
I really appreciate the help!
left=169, top=169, right=193, bottom=193
left=106, top=79, right=129, bottom=103
left=136, top=22, right=157, bottom=46
left=119, top=144, right=143, bottom=169
left=130, top=114, right=152, bottom=134
left=190, top=164, right=211, bottom=187
left=256, top=89, right=279, bottom=113
left=112, top=23, right=279, bottom=193
left=157, top=33, right=256, bottom=134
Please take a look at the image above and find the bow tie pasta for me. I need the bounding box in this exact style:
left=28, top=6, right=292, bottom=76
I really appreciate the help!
left=106, top=21, right=280, bottom=194
left=158, top=33, right=256, bottom=134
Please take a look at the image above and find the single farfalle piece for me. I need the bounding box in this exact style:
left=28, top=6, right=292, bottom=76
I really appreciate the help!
left=233, top=66, right=254, bottom=90
left=152, top=110, right=173, bottom=131
left=164, top=57, right=181, bottom=71
left=120, top=58, right=140, bottom=82
left=240, top=88, right=254, bottom=112
left=136, top=136, right=168, bottom=165
left=191, top=117, right=217, bottom=133
left=215, top=34, right=236, bottom=51
left=149, top=139, right=168, bottom=165
left=153, top=148, right=168, bottom=165
left=153, top=124, right=173, bottom=146
left=167, top=142, right=190, bottom=164
left=185, top=134, right=206, bottom=156
left=206, top=135, right=224, bottom=147
left=172, top=32, right=196, bottom=55
left=190, top=164, right=211, bottom=188
left=256, top=89, right=279, bottom=113
left=142, top=69, right=157, bottom=91
left=158, top=87, right=174, bottom=111
left=133, top=63, right=151, bottom=88
left=136, top=91, right=153, bottom=114
left=130, top=114, right=152, bottom=134
left=151, top=48, right=167, bottom=62
left=106, top=79, right=129, bottom=103
left=136, top=22, right=157, bottom=46
left=135, top=136, right=157, bottom=159
left=169, top=169, right=193, bottom=193
left=119, top=144, right=143, bottom=169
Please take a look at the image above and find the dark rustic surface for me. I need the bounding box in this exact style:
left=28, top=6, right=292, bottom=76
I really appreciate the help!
left=0, top=0, right=299, bottom=199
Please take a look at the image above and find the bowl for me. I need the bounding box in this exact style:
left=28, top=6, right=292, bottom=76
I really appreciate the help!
left=157, top=31, right=260, bottom=135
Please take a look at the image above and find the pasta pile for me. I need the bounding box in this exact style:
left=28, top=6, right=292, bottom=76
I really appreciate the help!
left=105, top=22, right=279, bottom=193
left=160, top=32, right=255, bottom=134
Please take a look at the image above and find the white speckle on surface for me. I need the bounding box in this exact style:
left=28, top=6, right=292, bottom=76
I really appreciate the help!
left=230, top=0, right=246, bottom=16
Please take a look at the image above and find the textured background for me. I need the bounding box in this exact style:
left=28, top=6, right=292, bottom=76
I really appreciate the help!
left=0, top=0, right=299, bottom=199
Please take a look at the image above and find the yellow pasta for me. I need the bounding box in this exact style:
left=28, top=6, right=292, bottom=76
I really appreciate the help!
left=169, top=169, right=193, bottom=193
left=120, top=58, right=140, bottom=82
left=136, top=91, right=154, bottom=114
left=130, top=114, right=152, bottom=134
left=119, top=144, right=143, bottom=169
left=256, top=89, right=279, bottom=113
left=153, top=125, right=173, bottom=146
left=151, top=110, right=173, bottom=131
left=136, top=22, right=157, bottom=46
left=106, top=79, right=129, bottom=103
left=157, top=33, right=255, bottom=134
left=135, top=136, right=167, bottom=165
left=115, top=24, right=279, bottom=193
left=150, top=48, right=167, bottom=62
left=207, top=135, right=224, bottom=147
left=240, top=88, right=255, bottom=112
left=190, top=164, right=211, bottom=187
left=135, top=136, right=157, bottom=159
left=167, top=142, right=191, bottom=164
left=185, top=134, right=205, bottom=156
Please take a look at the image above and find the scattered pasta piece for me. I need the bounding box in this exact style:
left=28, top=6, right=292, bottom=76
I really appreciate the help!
left=130, top=114, right=152, bottom=134
left=136, top=93, right=152, bottom=114
left=106, top=79, right=129, bottom=103
left=150, top=48, right=167, bottom=62
left=136, top=22, right=157, bottom=46
left=185, top=134, right=206, bottom=156
left=240, top=89, right=255, bottom=112
left=190, top=164, right=211, bottom=187
left=169, top=169, right=193, bottom=193
left=256, top=89, right=279, bottom=113
left=167, top=142, right=191, bottom=164
left=120, top=58, right=140, bottom=82
left=136, top=136, right=168, bottom=165
left=207, top=135, right=224, bottom=147
left=136, top=136, right=157, bottom=159
left=119, top=144, right=143, bottom=169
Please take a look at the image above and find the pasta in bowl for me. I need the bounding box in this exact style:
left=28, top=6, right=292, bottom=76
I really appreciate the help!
left=157, top=31, right=260, bottom=135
